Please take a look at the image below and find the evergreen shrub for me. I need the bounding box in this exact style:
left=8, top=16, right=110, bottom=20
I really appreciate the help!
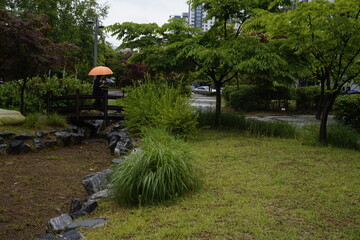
left=333, top=94, right=360, bottom=132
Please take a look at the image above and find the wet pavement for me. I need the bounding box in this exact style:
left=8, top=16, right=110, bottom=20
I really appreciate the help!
left=190, top=93, right=335, bottom=126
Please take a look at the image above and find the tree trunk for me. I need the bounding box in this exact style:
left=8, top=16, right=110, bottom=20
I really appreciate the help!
left=316, top=80, right=325, bottom=120
left=19, top=79, right=27, bottom=114
left=214, top=83, right=222, bottom=127
left=319, top=94, right=336, bottom=145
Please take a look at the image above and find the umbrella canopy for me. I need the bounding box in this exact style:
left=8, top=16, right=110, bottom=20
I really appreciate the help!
left=88, top=66, right=113, bottom=76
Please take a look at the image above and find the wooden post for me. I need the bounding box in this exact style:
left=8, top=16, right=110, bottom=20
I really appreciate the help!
left=103, top=89, right=108, bottom=123
left=76, top=89, right=80, bottom=121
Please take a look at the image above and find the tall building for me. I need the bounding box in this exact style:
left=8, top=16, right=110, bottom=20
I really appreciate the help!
left=188, top=4, right=215, bottom=32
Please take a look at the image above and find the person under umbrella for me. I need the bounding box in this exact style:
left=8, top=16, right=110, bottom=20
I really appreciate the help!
left=88, top=66, right=113, bottom=108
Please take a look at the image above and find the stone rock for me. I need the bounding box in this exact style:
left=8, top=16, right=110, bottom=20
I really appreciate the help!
left=70, top=201, right=98, bottom=219
left=57, top=230, right=83, bottom=240
left=82, top=169, right=111, bottom=195
left=69, top=198, right=82, bottom=215
left=7, top=140, right=31, bottom=154
left=114, top=139, right=133, bottom=157
left=33, top=139, right=46, bottom=150
left=0, top=132, right=15, bottom=139
left=87, top=189, right=112, bottom=201
left=0, top=137, right=4, bottom=144
left=0, top=144, right=7, bottom=154
left=43, top=139, right=58, bottom=148
left=47, top=214, right=73, bottom=234
left=36, top=232, right=57, bottom=240
left=35, top=131, right=48, bottom=138
left=55, top=132, right=72, bottom=146
left=67, top=218, right=107, bottom=230
left=70, top=133, right=84, bottom=145
left=14, top=133, right=33, bottom=140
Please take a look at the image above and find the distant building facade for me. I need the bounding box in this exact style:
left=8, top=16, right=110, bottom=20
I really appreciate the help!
left=188, top=4, right=215, bottom=32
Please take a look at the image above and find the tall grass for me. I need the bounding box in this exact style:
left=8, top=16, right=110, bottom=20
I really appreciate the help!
left=23, top=112, right=67, bottom=129
left=110, top=128, right=200, bottom=206
left=198, top=110, right=296, bottom=138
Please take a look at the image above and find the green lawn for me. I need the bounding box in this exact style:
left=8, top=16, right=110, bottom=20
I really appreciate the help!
left=83, top=130, right=360, bottom=240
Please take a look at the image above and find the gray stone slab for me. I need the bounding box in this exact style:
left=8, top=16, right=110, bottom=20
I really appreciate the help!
left=57, top=230, right=84, bottom=240
left=47, top=214, right=73, bottom=234
left=67, top=218, right=107, bottom=230
left=82, top=169, right=111, bottom=195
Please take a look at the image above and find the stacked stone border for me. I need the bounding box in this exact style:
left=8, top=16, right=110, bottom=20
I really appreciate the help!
left=0, top=120, right=134, bottom=240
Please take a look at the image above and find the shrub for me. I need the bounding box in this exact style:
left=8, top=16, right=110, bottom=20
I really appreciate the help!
left=295, top=86, right=320, bottom=112
left=197, top=110, right=247, bottom=130
left=110, top=128, right=200, bottom=206
left=0, top=75, right=92, bottom=113
left=23, top=113, right=44, bottom=129
left=120, top=80, right=198, bottom=139
left=333, top=94, right=360, bottom=132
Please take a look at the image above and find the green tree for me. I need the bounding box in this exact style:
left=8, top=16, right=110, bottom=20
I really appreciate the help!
left=247, top=0, right=360, bottom=144
left=0, top=10, right=77, bottom=113
left=2, top=0, right=109, bottom=78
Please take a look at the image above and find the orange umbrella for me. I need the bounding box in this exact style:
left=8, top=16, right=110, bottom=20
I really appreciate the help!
left=88, top=66, right=113, bottom=76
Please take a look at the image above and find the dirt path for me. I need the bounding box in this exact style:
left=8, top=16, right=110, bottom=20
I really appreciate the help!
left=0, top=139, right=114, bottom=240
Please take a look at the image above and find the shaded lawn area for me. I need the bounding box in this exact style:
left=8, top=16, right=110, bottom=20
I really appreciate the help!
left=83, top=130, right=360, bottom=240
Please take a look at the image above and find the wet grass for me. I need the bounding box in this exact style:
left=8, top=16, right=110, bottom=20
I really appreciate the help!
left=83, top=130, right=360, bottom=240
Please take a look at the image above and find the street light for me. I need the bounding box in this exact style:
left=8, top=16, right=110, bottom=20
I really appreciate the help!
left=87, top=17, right=105, bottom=67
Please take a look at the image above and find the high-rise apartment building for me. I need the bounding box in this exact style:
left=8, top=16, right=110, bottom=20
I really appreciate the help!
left=188, top=4, right=215, bottom=32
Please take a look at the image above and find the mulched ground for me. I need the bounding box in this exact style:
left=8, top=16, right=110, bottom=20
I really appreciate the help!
left=0, top=139, right=114, bottom=240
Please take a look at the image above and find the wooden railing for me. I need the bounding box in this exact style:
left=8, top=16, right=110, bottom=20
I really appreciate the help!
left=46, top=89, right=123, bottom=122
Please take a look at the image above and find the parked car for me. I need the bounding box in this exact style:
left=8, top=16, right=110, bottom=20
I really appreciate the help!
left=192, top=86, right=216, bottom=94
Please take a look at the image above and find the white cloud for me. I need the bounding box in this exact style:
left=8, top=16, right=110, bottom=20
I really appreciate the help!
left=97, top=0, right=189, bottom=46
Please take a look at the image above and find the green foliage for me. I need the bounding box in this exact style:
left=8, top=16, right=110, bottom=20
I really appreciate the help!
left=45, top=113, right=67, bottom=128
left=333, top=94, right=360, bottom=132
left=110, top=128, right=200, bottom=206
left=299, top=124, right=360, bottom=150
left=327, top=124, right=360, bottom=150
left=120, top=80, right=198, bottom=139
left=246, top=119, right=296, bottom=138
left=23, top=113, right=44, bottom=129
left=223, top=85, right=269, bottom=112
left=0, top=76, right=92, bottom=113
left=295, top=86, right=320, bottom=112
left=23, top=112, right=67, bottom=129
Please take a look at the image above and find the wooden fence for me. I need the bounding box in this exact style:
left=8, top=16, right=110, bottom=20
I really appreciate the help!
left=46, top=89, right=123, bottom=122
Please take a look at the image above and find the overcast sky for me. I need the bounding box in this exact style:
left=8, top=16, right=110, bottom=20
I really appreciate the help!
left=97, top=0, right=189, bottom=46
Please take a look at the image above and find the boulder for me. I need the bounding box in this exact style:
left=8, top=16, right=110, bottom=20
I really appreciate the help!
left=0, top=137, right=4, bottom=144
left=70, top=201, right=98, bottom=219
left=82, top=169, right=111, bottom=195
left=57, top=230, right=83, bottom=240
left=55, top=132, right=72, bottom=146
left=14, top=133, right=33, bottom=140
left=47, top=214, right=73, bottom=234
left=67, top=218, right=107, bottom=230
left=7, top=140, right=31, bottom=154
left=0, top=132, right=15, bottom=139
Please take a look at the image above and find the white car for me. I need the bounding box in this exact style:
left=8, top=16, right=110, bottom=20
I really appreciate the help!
left=192, top=86, right=216, bottom=94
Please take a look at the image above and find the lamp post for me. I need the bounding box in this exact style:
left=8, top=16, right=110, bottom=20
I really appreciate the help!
left=87, top=17, right=104, bottom=67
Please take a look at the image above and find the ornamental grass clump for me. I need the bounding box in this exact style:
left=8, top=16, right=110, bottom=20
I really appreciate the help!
left=110, top=128, right=200, bottom=206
